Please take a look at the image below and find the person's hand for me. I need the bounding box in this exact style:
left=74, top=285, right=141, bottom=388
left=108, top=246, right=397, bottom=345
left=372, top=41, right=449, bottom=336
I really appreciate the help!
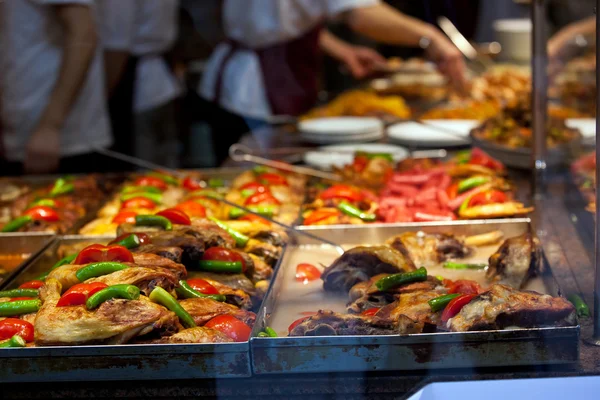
left=24, top=124, right=60, bottom=174
left=426, top=32, right=468, bottom=93
left=341, top=45, right=386, bottom=79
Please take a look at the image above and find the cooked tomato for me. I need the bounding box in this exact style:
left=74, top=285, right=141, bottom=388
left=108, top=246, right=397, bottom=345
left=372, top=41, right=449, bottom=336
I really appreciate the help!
left=256, top=173, right=288, bottom=186
left=303, top=209, right=339, bottom=225
left=295, top=263, right=321, bottom=283
left=121, top=197, right=156, bottom=210
left=319, top=185, right=362, bottom=202
left=18, top=280, right=44, bottom=290
left=156, top=208, right=191, bottom=225
left=446, top=279, right=481, bottom=295
left=0, top=318, right=34, bottom=342
left=288, top=316, right=313, bottom=333
left=244, top=192, right=280, bottom=206
left=441, top=294, right=476, bottom=322
left=182, top=177, right=202, bottom=191
left=112, top=211, right=138, bottom=224
left=203, top=247, right=246, bottom=271
left=204, top=315, right=252, bottom=342
left=186, top=278, right=219, bottom=295
left=74, top=244, right=134, bottom=265
left=174, top=200, right=207, bottom=218
left=467, top=190, right=508, bottom=207
left=56, top=282, right=109, bottom=307
left=134, top=177, right=167, bottom=190
left=24, top=206, right=59, bottom=222
left=361, top=308, right=380, bottom=316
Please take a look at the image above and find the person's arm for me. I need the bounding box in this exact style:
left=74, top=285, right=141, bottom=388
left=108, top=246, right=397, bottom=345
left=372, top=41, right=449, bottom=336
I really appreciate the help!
left=24, top=4, right=98, bottom=174
left=319, top=30, right=386, bottom=78
left=104, top=50, right=131, bottom=95
left=548, top=16, right=595, bottom=60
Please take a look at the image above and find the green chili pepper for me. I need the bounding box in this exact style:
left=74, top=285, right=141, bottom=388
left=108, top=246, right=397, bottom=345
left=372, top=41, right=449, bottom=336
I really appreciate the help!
left=149, top=287, right=196, bottom=328
left=49, top=178, right=75, bottom=197
left=120, top=192, right=162, bottom=204
left=257, top=332, right=269, bottom=337
left=0, top=289, right=38, bottom=298
left=175, top=280, right=226, bottom=302
left=455, top=150, right=471, bottom=164
left=112, top=233, right=141, bottom=249
left=208, top=178, right=225, bottom=188
left=188, top=189, right=222, bottom=199
left=428, top=293, right=461, bottom=312
left=375, top=267, right=428, bottom=292
left=459, top=195, right=474, bottom=214
left=86, top=284, right=140, bottom=310
left=75, top=262, right=129, bottom=282
left=355, top=151, right=394, bottom=162
left=36, top=253, right=78, bottom=280
left=0, top=299, right=41, bottom=316
left=197, top=260, right=243, bottom=273
left=148, top=172, right=179, bottom=186
left=0, top=335, right=26, bottom=348
left=264, top=326, right=278, bottom=337
left=208, top=217, right=249, bottom=247
left=567, top=294, right=590, bottom=318
left=121, top=185, right=163, bottom=195
left=28, top=199, right=57, bottom=208
left=457, top=176, right=490, bottom=193
left=240, top=189, right=254, bottom=198
left=1, top=216, right=33, bottom=232
left=443, top=262, right=487, bottom=270
left=435, top=275, right=445, bottom=281
left=135, top=215, right=172, bottom=231
left=253, top=166, right=269, bottom=174
left=338, top=202, right=376, bottom=222
left=229, top=205, right=276, bottom=219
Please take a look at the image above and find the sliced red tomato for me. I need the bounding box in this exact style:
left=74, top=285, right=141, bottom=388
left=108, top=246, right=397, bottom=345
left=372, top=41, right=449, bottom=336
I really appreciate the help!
left=74, top=244, right=134, bottom=265
left=295, top=263, right=321, bottom=282
left=319, top=185, right=362, bottom=202
left=288, top=316, right=312, bottom=333
left=134, top=176, right=167, bottom=190
left=109, top=232, right=151, bottom=246
left=121, top=197, right=156, bottom=210
left=174, top=200, right=207, bottom=218
left=24, top=206, right=59, bottom=222
left=203, top=247, right=246, bottom=271
left=156, top=208, right=191, bottom=225
left=441, top=294, right=476, bottom=322
left=186, top=278, right=219, bottom=295
left=112, top=211, right=138, bottom=224
left=446, top=279, right=482, bottom=295
left=303, top=209, right=339, bottom=225
left=244, top=192, right=280, bottom=206
left=467, top=190, right=508, bottom=207
left=204, top=315, right=252, bottom=342
left=361, top=307, right=380, bottom=316
left=0, top=318, right=34, bottom=342
left=353, top=155, right=369, bottom=173
left=469, top=148, right=504, bottom=171
left=56, top=282, right=109, bottom=307
left=239, top=182, right=268, bottom=194
left=238, top=214, right=269, bottom=224
left=18, top=280, right=44, bottom=290
left=9, top=297, right=34, bottom=302
left=182, top=177, right=202, bottom=191
left=446, top=183, right=459, bottom=200
left=256, top=173, right=288, bottom=186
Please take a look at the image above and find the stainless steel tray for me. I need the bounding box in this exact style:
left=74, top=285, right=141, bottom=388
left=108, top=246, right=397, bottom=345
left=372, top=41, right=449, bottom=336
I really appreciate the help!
left=251, top=220, right=580, bottom=374
left=0, top=233, right=55, bottom=289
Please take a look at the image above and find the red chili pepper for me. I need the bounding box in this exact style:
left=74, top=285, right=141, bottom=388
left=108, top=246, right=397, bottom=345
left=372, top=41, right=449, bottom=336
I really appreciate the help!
left=24, top=206, right=59, bottom=222
left=74, top=244, right=134, bottom=265
left=112, top=211, right=138, bottom=224
left=18, top=280, right=44, bottom=290
left=134, top=176, right=167, bottom=190
left=174, top=200, right=207, bottom=218
left=319, top=185, right=362, bottom=202
left=56, top=282, right=109, bottom=307
left=295, top=263, right=321, bottom=282
left=446, top=280, right=481, bottom=295
left=244, top=192, right=280, bottom=206
left=303, top=209, right=340, bottom=225
left=182, top=177, right=202, bottom=191
left=9, top=297, right=35, bottom=302
left=156, top=208, right=191, bottom=225
left=204, top=315, right=252, bottom=342
left=121, top=197, right=156, bottom=210
left=186, top=278, right=219, bottom=295
left=467, top=190, right=508, bottom=207
left=441, top=294, right=476, bottom=322
left=203, top=247, right=246, bottom=271
left=0, top=318, right=34, bottom=342
left=109, top=232, right=151, bottom=246
left=256, top=173, right=288, bottom=186
left=361, top=307, right=380, bottom=316
left=239, top=182, right=268, bottom=193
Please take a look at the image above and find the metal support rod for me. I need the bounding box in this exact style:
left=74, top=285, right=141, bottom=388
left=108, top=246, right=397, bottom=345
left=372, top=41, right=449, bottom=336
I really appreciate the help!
left=593, top=0, right=600, bottom=343
left=531, top=0, right=547, bottom=198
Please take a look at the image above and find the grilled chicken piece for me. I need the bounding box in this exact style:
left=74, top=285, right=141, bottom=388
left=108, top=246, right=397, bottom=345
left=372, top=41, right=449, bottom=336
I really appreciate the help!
left=375, top=290, right=446, bottom=333
left=386, top=232, right=472, bottom=268
left=179, top=298, right=256, bottom=327
left=35, top=279, right=178, bottom=346
left=133, top=244, right=183, bottom=264
left=87, top=267, right=178, bottom=296
left=288, top=310, right=415, bottom=336
left=321, top=246, right=416, bottom=292
left=244, top=239, right=282, bottom=267
left=248, top=254, right=273, bottom=282
left=132, top=253, right=187, bottom=280
left=203, top=279, right=253, bottom=310
left=188, top=271, right=255, bottom=296
left=151, top=327, right=233, bottom=344
left=448, top=284, right=576, bottom=332
left=486, top=232, right=539, bottom=289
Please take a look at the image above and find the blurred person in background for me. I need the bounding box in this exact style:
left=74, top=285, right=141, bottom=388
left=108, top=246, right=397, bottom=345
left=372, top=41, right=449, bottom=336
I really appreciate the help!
left=199, top=0, right=467, bottom=165
left=99, top=0, right=182, bottom=168
left=0, top=0, right=112, bottom=175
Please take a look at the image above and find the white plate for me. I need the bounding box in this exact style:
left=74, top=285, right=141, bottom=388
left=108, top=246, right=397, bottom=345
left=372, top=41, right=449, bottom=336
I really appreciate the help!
left=298, top=117, right=383, bottom=136
left=303, top=143, right=409, bottom=170
left=388, top=120, right=478, bottom=147
left=300, top=129, right=383, bottom=145
left=566, top=118, right=596, bottom=140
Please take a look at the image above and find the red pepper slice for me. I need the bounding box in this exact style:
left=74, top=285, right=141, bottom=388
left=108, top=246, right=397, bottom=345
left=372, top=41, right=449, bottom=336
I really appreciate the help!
left=303, top=209, right=339, bottom=225
left=319, top=185, right=363, bottom=202
left=56, top=282, right=109, bottom=307
left=134, top=176, right=167, bottom=190
left=156, top=208, right=191, bottom=225
left=182, top=177, right=202, bottom=191
left=174, top=201, right=207, bottom=218
left=295, top=263, right=321, bottom=282
left=74, top=244, right=134, bottom=265
left=467, top=190, right=508, bottom=207
left=186, top=278, right=219, bottom=295
left=18, top=280, right=44, bottom=290
left=256, top=173, right=288, bottom=186
left=0, top=318, right=34, bottom=342
left=361, top=307, right=380, bottom=316
left=441, top=294, right=476, bottom=322
left=112, top=211, right=138, bottom=224
left=24, top=206, right=59, bottom=222
left=204, top=315, right=252, bottom=342
left=244, top=192, right=280, bottom=206
left=109, top=232, right=151, bottom=246
left=446, top=279, right=482, bottom=295
left=203, top=247, right=246, bottom=271
left=288, top=316, right=313, bottom=333
left=121, top=197, right=156, bottom=210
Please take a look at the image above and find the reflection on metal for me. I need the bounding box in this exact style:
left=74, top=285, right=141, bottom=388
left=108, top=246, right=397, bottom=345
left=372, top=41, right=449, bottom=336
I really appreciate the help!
left=593, top=0, right=600, bottom=345
left=531, top=0, right=547, bottom=198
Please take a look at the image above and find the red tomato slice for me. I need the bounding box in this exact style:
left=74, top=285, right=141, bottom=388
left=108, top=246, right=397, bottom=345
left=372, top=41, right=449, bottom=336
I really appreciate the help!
left=203, top=247, right=246, bottom=271
left=174, top=200, right=207, bottom=218
left=0, top=318, right=34, bottom=342
left=467, top=190, right=508, bottom=207
left=156, top=208, right=191, bottom=225
left=112, top=211, right=138, bottom=224
left=295, top=263, right=321, bottom=282
left=441, top=294, right=476, bottom=322
left=186, top=278, right=219, bottom=295
left=244, top=192, right=280, bottom=206
left=204, top=315, right=252, bottom=342
left=24, top=206, right=59, bottom=222
left=240, top=182, right=269, bottom=193
left=182, top=177, right=202, bottom=191
left=288, top=316, right=312, bottom=333
left=319, top=185, right=363, bottom=202
left=256, top=173, right=288, bottom=186
left=121, top=197, right=156, bottom=210
left=56, top=282, right=109, bottom=307
left=18, top=280, right=44, bottom=290
left=446, top=280, right=482, bottom=295
left=134, top=177, right=167, bottom=190
left=74, top=244, right=134, bottom=265
left=361, top=307, right=380, bottom=316
left=303, top=209, right=339, bottom=225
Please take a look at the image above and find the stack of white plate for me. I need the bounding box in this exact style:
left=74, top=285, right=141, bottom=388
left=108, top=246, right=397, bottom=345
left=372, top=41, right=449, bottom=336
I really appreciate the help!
left=387, top=120, right=478, bottom=147
left=298, top=117, right=384, bottom=144
left=303, top=143, right=409, bottom=170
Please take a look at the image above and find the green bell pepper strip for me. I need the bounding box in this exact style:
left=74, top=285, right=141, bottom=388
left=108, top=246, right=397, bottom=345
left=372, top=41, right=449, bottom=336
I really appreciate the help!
left=338, top=202, right=376, bottom=222
left=567, top=294, right=590, bottom=318
left=121, top=185, right=163, bottom=195
left=229, top=205, right=276, bottom=219
left=208, top=178, right=225, bottom=188
left=112, top=233, right=141, bottom=249
left=0, top=335, right=26, bottom=348
left=253, top=166, right=269, bottom=174
left=0, top=289, right=39, bottom=298
left=208, top=217, right=249, bottom=247
left=175, top=280, right=226, bottom=302
left=428, top=293, right=461, bottom=312
left=197, top=260, right=243, bottom=273
left=86, top=284, right=140, bottom=310
left=0, top=299, right=41, bottom=317
left=149, top=287, right=196, bottom=328
left=120, top=192, right=162, bottom=204
left=49, top=178, right=75, bottom=197
left=264, top=327, right=278, bottom=337
left=355, top=151, right=394, bottom=162
left=435, top=275, right=445, bottom=281
left=148, top=172, right=179, bottom=186
left=457, top=176, right=490, bottom=193
left=443, top=262, right=487, bottom=270
left=188, top=189, right=222, bottom=199
left=1, top=216, right=33, bottom=232
left=28, top=199, right=57, bottom=208
left=375, top=267, right=428, bottom=292
left=75, top=262, right=129, bottom=282
left=454, top=150, right=471, bottom=165
left=240, top=189, right=254, bottom=198
left=135, top=215, right=172, bottom=231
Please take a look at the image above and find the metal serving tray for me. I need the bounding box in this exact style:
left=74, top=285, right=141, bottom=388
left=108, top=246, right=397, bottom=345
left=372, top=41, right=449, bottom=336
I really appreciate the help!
left=0, top=235, right=253, bottom=382
left=0, top=233, right=55, bottom=289
left=251, top=219, right=580, bottom=374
